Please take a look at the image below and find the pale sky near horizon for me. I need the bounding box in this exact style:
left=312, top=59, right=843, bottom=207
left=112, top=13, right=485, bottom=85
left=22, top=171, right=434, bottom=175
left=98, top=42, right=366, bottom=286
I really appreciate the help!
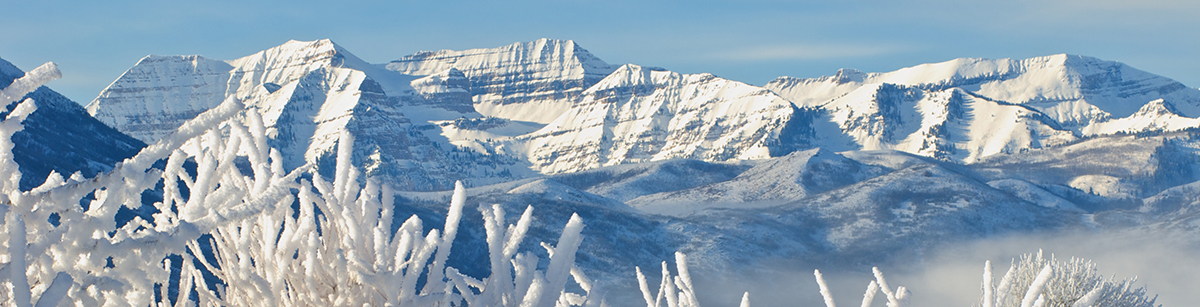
left=3, top=0, right=1198, bottom=104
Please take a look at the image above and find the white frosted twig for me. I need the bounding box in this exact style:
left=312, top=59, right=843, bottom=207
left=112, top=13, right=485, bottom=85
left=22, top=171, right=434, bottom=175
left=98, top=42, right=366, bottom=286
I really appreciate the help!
left=861, top=280, right=879, bottom=307
left=815, top=269, right=836, bottom=307
left=873, top=267, right=900, bottom=307
left=1032, top=294, right=1046, bottom=307
left=1020, top=265, right=1054, bottom=307
left=895, top=286, right=910, bottom=307
left=422, top=180, right=466, bottom=294
left=534, top=213, right=586, bottom=307
left=0, top=62, right=60, bottom=106
left=637, top=267, right=657, bottom=307
left=982, top=260, right=994, bottom=307
left=995, top=263, right=1016, bottom=307
left=1071, top=281, right=1104, bottom=307
left=675, top=252, right=699, bottom=307
left=9, top=212, right=31, bottom=307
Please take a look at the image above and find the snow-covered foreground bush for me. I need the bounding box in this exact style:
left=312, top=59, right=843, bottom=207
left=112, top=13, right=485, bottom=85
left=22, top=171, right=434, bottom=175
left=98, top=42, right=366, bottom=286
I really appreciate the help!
left=0, top=63, right=604, bottom=307
left=978, top=251, right=1157, bottom=307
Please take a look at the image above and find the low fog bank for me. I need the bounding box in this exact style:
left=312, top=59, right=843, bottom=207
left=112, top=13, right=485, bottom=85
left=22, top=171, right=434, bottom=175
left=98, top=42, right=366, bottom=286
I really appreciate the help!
left=905, top=228, right=1200, bottom=307
left=681, top=228, right=1200, bottom=307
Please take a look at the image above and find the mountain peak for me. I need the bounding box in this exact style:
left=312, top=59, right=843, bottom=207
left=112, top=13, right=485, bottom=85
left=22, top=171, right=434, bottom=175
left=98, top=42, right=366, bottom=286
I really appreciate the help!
left=832, top=68, right=866, bottom=84
left=388, top=38, right=614, bottom=75
left=0, top=57, right=24, bottom=79
left=1135, top=98, right=1181, bottom=117
left=228, top=38, right=365, bottom=71
left=280, top=38, right=341, bottom=51
left=588, top=64, right=657, bottom=92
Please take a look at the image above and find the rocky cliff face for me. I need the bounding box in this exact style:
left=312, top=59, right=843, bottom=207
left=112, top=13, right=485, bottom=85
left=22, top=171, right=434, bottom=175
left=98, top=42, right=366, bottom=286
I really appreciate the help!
left=86, top=54, right=232, bottom=143
left=383, top=38, right=619, bottom=124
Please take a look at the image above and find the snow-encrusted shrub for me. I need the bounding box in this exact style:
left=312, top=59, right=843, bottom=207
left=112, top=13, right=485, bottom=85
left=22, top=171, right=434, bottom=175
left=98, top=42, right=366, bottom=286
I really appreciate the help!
left=0, top=63, right=603, bottom=307
left=635, top=252, right=705, bottom=307
left=810, top=267, right=910, bottom=307
left=979, top=251, right=1158, bottom=307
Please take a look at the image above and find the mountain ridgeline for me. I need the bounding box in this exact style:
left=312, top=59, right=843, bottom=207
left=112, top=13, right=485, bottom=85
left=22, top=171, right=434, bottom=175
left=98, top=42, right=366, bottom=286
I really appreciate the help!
left=84, top=39, right=1200, bottom=192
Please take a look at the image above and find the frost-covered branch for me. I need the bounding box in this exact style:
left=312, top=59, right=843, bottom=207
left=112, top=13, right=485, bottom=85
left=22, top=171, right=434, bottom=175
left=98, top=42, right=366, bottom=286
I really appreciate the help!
left=0, top=64, right=605, bottom=306
left=979, top=251, right=1158, bottom=307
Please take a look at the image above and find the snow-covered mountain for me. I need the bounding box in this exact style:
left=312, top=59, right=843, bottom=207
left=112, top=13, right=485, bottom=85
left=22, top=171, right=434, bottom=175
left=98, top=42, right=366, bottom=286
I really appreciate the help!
left=766, top=54, right=1200, bottom=162
left=511, top=64, right=809, bottom=174
left=383, top=38, right=619, bottom=124
left=768, top=54, right=1200, bottom=123
left=87, top=39, right=530, bottom=191
left=87, top=40, right=1200, bottom=191
left=86, top=39, right=814, bottom=189
left=0, top=57, right=144, bottom=190
left=27, top=38, right=1200, bottom=305
left=626, top=148, right=886, bottom=215
left=812, top=84, right=1078, bottom=162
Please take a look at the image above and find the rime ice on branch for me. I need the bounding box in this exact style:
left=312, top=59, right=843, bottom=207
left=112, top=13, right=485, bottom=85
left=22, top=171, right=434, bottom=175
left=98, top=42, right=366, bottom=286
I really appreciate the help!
left=0, top=64, right=603, bottom=307
left=978, top=251, right=1157, bottom=307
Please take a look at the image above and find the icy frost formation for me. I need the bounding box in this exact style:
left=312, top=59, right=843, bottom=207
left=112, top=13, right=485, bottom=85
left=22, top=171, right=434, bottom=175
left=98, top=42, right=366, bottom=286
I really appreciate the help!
left=978, top=251, right=1157, bottom=307
left=2, top=65, right=605, bottom=306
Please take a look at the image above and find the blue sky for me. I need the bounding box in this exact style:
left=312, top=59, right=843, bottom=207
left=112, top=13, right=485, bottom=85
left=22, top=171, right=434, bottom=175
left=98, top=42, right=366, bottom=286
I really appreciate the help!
left=3, top=0, right=1199, bottom=103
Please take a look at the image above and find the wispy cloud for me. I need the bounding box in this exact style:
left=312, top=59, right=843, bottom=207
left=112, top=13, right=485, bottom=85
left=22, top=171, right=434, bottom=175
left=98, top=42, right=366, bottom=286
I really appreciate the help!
left=705, top=43, right=915, bottom=61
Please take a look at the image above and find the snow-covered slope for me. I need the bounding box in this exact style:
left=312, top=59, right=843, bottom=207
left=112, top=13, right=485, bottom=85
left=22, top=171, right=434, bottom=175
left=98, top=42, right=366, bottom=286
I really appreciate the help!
left=968, top=132, right=1200, bottom=213
left=86, top=54, right=233, bottom=142
left=627, top=148, right=886, bottom=215
left=512, top=64, right=812, bottom=174
left=743, top=163, right=1077, bottom=263
left=815, top=84, right=1077, bottom=162
left=548, top=158, right=751, bottom=202
left=398, top=158, right=1078, bottom=298
left=383, top=38, right=619, bottom=123
left=1081, top=98, right=1200, bottom=136
left=0, top=58, right=145, bottom=189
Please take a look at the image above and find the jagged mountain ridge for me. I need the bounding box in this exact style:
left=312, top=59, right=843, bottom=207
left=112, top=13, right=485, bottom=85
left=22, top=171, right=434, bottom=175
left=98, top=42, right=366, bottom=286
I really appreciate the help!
left=0, top=58, right=145, bottom=190
left=767, top=54, right=1200, bottom=122
left=383, top=38, right=619, bottom=124
left=511, top=64, right=807, bottom=174
left=85, top=39, right=1200, bottom=191
left=87, top=39, right=529, bottom=191
left=766, top=54, right=1200, bottom=162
